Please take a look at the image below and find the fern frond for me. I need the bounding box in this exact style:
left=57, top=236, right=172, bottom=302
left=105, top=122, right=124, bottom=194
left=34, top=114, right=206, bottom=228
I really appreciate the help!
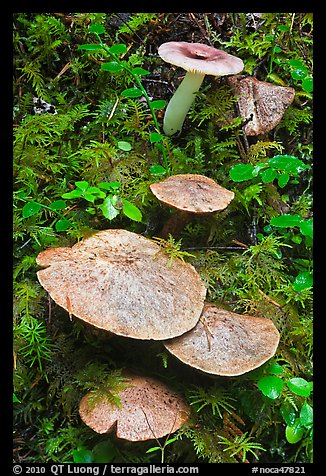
left=188, top=385, right=236, bottom=419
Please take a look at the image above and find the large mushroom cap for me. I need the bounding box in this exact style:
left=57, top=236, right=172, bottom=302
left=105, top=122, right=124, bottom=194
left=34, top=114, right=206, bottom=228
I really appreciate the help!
left=158, top=42, right=244, bottom=76
left=164, top=304, right=280, bottom=376
left=150, top=174, right=234, bottom=214
left=228, top=75, right=295, bottom=135
left=79, top=374, right=190, bottom=441
left=36, top=229, right=206, bottom=340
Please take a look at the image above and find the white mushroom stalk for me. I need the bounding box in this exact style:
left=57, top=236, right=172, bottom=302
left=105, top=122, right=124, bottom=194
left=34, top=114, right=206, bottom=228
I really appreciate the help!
left=163, top=71, right=205, bottom=136
left=158, top=42, right=244, bottom=136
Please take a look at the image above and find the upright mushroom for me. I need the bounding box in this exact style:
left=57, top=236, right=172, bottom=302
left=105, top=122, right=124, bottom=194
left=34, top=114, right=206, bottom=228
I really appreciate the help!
left=164, top=304, right=280, bottom=376
left=227, top=75, right=295, bottom=135
left=79, top=374, right=190, bottom=441
left=36, top=229, right=206, bottom=340
left=150, top=173, right=234, bottom=237
left=158, top=41, right=244, bottom=135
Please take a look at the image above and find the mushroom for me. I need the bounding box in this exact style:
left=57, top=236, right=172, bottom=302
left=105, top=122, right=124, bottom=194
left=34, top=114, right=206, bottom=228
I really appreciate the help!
left=227, top=75, right=295, bottom=135
left=36, top=229, right=206, bottom=340
left=163, top=304, right=280, bottom=376
left=79, top=374, right=190, bottom=441
left=158, top=41, right=244, bottom=135
left=150, top=173, right=235, bottom=237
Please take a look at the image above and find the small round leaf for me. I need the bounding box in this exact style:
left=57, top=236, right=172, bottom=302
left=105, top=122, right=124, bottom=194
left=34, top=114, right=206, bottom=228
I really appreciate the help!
left=287, top=378, right=313, bottom=397
left=121, top=88, right=143, bottom=98
left=117, top=141, right=132, bottom=151
left=300, top=402, right=313, bottom=428
left=89, top=24, right=106, bottom=34
left=122, top=199, right=142, bottom=222
left=109, top=44, right=127, bottom=55
left=22, top=201, right=42, bottom=218
left=285, top=419, right=305, bottom=444
left=229, top=164, right=255, bottom=182
left=257, top=376, right=284, bottom=399
left=55, top=219, right=72, bottom=232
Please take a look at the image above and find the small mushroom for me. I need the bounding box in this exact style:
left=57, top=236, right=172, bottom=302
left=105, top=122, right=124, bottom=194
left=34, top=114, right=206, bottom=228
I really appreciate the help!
left=150, top=174, right=234, bottom=237
left=164, top=304, right=280, bottom=376
left=79, top=374, right=190, bottom=441
left=36, top=229, right=206, bottom=340
left=227, top=75, right=295, bottom=135
left=158, top=41, right=244, bottom=135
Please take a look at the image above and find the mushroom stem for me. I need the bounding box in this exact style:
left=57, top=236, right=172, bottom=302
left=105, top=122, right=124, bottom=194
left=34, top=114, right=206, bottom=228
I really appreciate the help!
left=163, top=71, right=205, bottom=136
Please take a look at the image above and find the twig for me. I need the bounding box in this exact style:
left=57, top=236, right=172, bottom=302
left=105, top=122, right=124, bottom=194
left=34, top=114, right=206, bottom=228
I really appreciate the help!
left=199, top=316, right=214, bottom=351
left=257, top=288, right=283, bottom=309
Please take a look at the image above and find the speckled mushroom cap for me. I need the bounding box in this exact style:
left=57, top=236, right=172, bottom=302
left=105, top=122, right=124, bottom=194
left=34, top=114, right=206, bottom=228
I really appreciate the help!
left=158, top=42, right=244, bottom=76
left=150, top=174, right=235, bottom=214
left=36, top=229, right=206, bottom=340
left=228, top=75, right=295, bottom=135
left=164, top=304, right=280, bottom=376
left=79, top=374, right=190, bottom=441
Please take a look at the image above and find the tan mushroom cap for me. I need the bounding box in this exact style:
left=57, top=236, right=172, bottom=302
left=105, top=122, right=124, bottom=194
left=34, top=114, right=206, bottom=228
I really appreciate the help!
left=158, top=42, right=244, bottom=76
left=228, top=75, right=295, bottom=135
left=164, top=304, right=280, bottom=376
left=79, top=375, right=190, bottom=441
left=36, top=229, right=206, bottom=340
left=150, top=174, right=235, bottom=214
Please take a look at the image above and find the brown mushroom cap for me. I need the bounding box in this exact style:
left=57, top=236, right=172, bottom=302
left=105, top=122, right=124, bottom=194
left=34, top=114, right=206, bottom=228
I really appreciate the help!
left=36, top=229, right=206, bottom=340
left=150, top=174, right=235, bottom=214
left=164, top=304, right=280, bottom=376
left=79, top=374, right=190, bottom=441
left=228, top=75, right=295, bottom=135
left=158, top=42, right=244, bottom=76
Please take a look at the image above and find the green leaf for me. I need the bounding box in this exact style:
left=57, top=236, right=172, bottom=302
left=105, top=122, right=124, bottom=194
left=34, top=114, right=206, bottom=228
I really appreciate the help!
left=62, top=189, right=83, bottom=199
left=149, top=165, right=166, bottom=176
left=122, top=199, right=142, bottom=222
left=98, top=182, right=120, bottom=191
left=149, top=132, right=163, bottom=143
left=293, top=271, right=313, bottom=291
left=277, top=173, right=290, bottom=188
left=280, top=402, right=297, bottom=426
left=151, top=99, right=166, bottom=110
left=300, top=402, right=313, bottom=428
left=92, top=440, right=117, bottom=463
left=121, top=87, right=143, bottom=98
left=146, top=446, right=161, bottom=454
left=89, top=24, right=106, bottom=34
left=287, top=378, right=313, bottom=397
left=267, top=363, right=284, bottom=375
left=270, top=214, right=303, bottom=228
left=289, top=59, right=305, bottom=69
left=299, top=218, right=313, bottom=238
left=109, top=44, right=127, bottom=55
left=132, top=67, right=151, bottom=76
left=291, top=69, right=307, bottom=80
left=55, top=219, right=72, bottom=232
left=286, top=419, right=305, bottom=444
left=261, top=167, right=278, bottom=183
left=22, top=201, right=42, bottom=218
left=229, top=164, right=255, bottom=182
left=268, top=155, right=309, bottom=175
left=72, top=448, right=94, bottom=463
left=302, top=77, right=313, bottom=93
left=117, top=141, right=132, bottom=151
left=75, top=181, right=90, bottom=192
left=101, top=62, right=123, bottom=73
left=98, top=196, right=119, bottom=220
left=13, top=393, right=21, bottom=403
left=78, top=44, right=102, bottom=51
left=257, top=376, right=284, bottom=399
left=49, top=199, right=67, bottom=211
